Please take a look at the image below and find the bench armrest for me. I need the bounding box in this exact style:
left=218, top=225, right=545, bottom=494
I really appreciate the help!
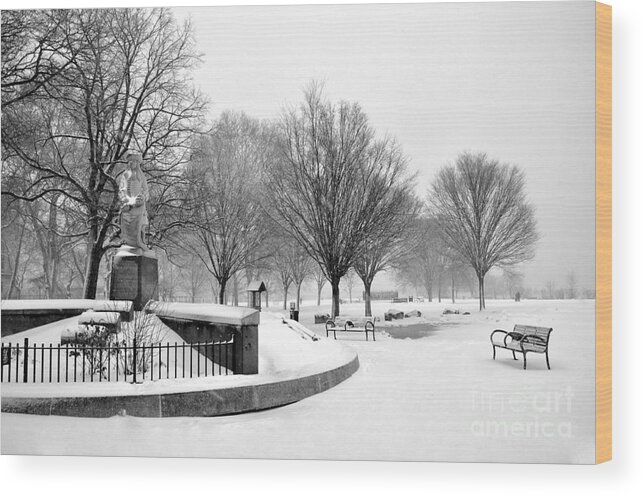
left=325, top=320, right=335, bottom=330
left=490, top=329, right=508, bottom=344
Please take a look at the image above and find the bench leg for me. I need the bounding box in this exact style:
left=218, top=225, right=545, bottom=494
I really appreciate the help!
left=512, top=350, right=517, bottom=360
left=523, top=353, right=527, bottom=370
left=365, top=331, right=368, bottom=341
left=492, top=345, right=496, bottom=360
left=546, top=350, right=551, bottom=370
left=372, top=330, right=376, bottom=342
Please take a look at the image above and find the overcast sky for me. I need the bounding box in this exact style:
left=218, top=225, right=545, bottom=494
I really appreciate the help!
left=173, top=1, right=596, bottom=292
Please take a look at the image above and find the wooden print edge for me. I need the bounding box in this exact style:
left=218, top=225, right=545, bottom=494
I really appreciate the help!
left=595, top=0, right=612, bottom=464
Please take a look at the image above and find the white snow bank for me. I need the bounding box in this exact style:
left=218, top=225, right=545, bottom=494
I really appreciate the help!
left=2, top=300, right=597, bottom=464
left=151, top=301, right=259, bottom=326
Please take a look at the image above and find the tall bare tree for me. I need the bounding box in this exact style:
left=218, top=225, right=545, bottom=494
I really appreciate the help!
left=184, top=112, right=270, bottom=304
left=342, top=269, right=357, bottom=304
left=289, top=247, right=314, bottom=310
left=566, top=270, right=577, bottom=299
left=545, top=279, right=557, bottom=300
left=353, top=177, right=420, bottom=316
left=267, top=84, right=416, bottom=317
left=430, top=152, right=538, bottom=310
left=396, top=216, right=446, bottom=303
left=1, top=8, right=206, bottom=298
left=312, top=264, right=327, bottom=307
left=503, top=267, right=524, bottom=299
left=270, top=240, right=294, bottom=310
left=1, top=10, right=75, bottom=108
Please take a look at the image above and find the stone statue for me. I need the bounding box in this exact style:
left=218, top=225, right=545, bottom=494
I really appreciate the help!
left=118, top=151, right=150, bottom=254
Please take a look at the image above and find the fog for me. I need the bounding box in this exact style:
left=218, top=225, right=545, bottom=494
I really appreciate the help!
left=174, top=1, right=596, bottom=292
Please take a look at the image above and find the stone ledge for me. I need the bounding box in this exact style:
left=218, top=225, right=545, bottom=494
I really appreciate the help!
left=1, top=300, right=134, bottom=337
left=1, top=354, right=359, bottom=417
left=151, top=302, right=260, bottom=327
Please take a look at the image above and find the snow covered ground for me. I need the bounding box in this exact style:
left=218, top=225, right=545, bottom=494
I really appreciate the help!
left=1, top=298, right=596, bottom=464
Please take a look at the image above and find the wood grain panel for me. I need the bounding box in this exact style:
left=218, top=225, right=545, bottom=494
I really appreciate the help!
left=595, top=1, right=612, bottom=464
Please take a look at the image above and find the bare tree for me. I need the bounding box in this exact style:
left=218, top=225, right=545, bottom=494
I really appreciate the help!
left=430, top=152, right=538, bottom=310
left=270, top=240, right=294, bottom=310
left=445, top=259, right=469, bottom=303
left=1, top=190, right=31, bottom=298
left=156, top=252, right=179, bottom=302
left=25, top=195, right=86, bottom=298
left=353, top=159, right=420, bottom=316
left=1, top=8, right=206, bottom=299
left=1, top=10, right=75, bottom=108
left=342, top=269, right=357, bottom=304
left=503, top=267, right=524, bottom=299
left=355, top=234, right=409, bottom=315
left=289, top=248, right=314, bottom=310
left=566, top=270, right=577, bottom=299
left=267, top=84, right=416, bottom=317
left=312, top=264, right=327, bottom=307
left=545, top=280, right=557, bottom=300
left=184, top=112, right=269, bottom=304
left=396, top=217, right=446, bottom=303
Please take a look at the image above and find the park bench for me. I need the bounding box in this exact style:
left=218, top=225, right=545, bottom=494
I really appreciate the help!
left=490, top=324, right=553, bottom=370
left=326, top=317, right=376, bottom=341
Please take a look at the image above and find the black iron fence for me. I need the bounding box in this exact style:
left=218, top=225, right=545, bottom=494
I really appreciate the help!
left=1, top=337, right=235, bottom=384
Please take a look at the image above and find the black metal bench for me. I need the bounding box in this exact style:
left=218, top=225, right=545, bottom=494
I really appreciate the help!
left=490, top=324, right=553, bottom=370
left=392, top=297, right=408, bottom=303
left=326, top=318, right=376, bottom=341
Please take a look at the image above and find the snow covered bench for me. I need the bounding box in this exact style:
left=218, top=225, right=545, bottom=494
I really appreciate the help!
left=490, top=324, right=553, bottom=370
left=325, top=318, right=376, bottom=341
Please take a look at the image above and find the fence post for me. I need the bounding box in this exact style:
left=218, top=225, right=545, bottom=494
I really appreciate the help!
left=23, top=338, right=29, bottom=383
left=132, top=338, right=137, bottom=384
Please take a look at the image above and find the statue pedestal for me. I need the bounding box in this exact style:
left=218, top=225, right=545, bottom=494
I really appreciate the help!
left=109, top=251, right=158, bottom=310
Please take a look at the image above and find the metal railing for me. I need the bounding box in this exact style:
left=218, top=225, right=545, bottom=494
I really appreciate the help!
left=1, top=337, right=235, bottom=384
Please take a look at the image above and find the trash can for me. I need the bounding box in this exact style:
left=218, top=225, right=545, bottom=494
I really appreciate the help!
left=289, top=310, right=299, bottom=322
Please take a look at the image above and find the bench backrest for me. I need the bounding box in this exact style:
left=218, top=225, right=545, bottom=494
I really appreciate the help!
left=514, top=324, right=553, bottom=351
left=328, top=317, right=374, bottom=328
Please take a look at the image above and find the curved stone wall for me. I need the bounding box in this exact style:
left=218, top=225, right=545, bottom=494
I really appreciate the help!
left=1, top=354, right=359, bottom=417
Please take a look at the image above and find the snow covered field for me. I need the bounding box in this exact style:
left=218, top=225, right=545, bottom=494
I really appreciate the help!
left=1, top=299, right=596, bottom=464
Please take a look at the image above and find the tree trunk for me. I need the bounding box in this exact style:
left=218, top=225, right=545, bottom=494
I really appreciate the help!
left=296, top=282, right=302, bottom=310
left=82, top=245, right=103, bottom=299
left=331, top=278, right=341, bottom=318
left=282, top=283, right=289, bottom=310
left=317, top=285, right=322, bottom=306
left=218, top=279, right=227, bottom=305
left=49, top=262, right=61, bottom=298
left=438, top=273, right=442, bottom=303
left=426, top=282, right=433, bottom=302
left=363, top=279, right=373, bottom=317
left=478, top=275, right=486, bottom=310
left=232, top=274, right=239, bottom=306
left=451, top=272, right=456, bottom=303
left=7, top=224, right=26, bottom=299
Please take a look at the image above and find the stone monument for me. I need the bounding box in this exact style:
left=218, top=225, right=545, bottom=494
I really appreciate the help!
left=109, top=151, right=158, bottom=310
